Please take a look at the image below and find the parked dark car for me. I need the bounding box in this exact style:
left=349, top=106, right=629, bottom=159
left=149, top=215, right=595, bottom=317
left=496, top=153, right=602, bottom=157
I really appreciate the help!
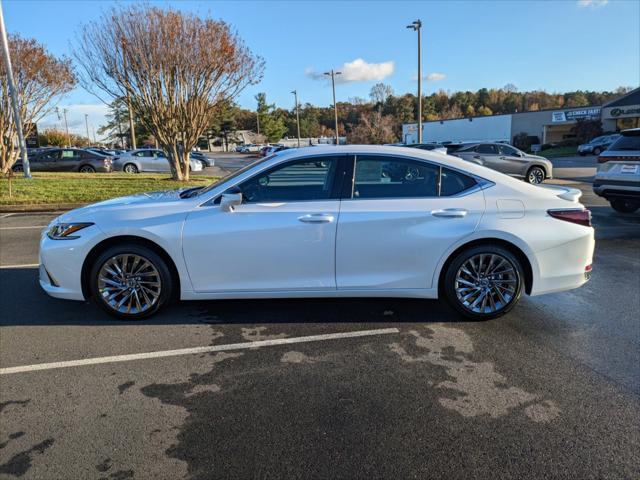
left=13, top=148, right=112, bottom=173
left=189, top=151, right=213, bottom=168
left=578, top=134, right=621, bottom=156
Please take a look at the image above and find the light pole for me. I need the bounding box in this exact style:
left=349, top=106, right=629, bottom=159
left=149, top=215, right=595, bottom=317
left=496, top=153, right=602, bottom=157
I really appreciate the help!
left=84, top=114, right=90, bottom=144
left=0, top=0, right=31, bottom=178
left=291, top=90, right=301, bottom=147
left=406, top=19, right=422, bottom=143
left=63, top=108, right=70, bottom=146
left=324, top=69, right=342, bottom=145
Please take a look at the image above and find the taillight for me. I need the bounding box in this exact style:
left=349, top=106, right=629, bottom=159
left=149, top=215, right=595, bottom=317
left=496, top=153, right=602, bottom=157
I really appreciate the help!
left=548, top=209, right=592, bottom=227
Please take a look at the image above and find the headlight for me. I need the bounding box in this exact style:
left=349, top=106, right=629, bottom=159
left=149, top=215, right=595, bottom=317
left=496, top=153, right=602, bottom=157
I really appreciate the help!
left=47, top=222, right=94, bottom=240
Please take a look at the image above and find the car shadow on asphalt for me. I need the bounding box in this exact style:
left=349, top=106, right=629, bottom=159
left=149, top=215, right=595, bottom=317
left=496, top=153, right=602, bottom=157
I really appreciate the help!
left=0, top=268, right=463, bottom=326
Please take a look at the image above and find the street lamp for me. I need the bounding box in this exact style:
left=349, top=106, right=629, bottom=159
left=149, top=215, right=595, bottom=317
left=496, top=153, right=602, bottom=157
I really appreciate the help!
left=291, top=90, right=301, bottom=148
left=62, top=108, right=70, bottom=146
left=85, top=114, right=91, bottom=144
left=406, top=19, right=422, bottom=143
left=324, top=69, right=342, bottom=145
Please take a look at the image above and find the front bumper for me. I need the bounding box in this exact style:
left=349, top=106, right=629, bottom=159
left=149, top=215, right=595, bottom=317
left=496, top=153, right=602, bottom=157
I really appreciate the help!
left=39, top=225, right=105, bottom=301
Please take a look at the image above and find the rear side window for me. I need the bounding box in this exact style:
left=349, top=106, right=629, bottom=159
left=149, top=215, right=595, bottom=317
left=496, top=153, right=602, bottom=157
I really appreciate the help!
left=440, top=168, right=477, bottom=196
left=353, top=156, right=439, bottom=199
left=610, top=135, right=640, bottom=151
left=477, top=144, right=498, bottom=154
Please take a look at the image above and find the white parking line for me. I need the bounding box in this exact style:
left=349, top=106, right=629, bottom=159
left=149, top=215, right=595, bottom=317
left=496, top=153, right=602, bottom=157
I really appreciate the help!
left=0, top=225, right=46, bottom=230
left=0, top=264, right=39, bottom=269
left=0, top=328, right=400, bottom=375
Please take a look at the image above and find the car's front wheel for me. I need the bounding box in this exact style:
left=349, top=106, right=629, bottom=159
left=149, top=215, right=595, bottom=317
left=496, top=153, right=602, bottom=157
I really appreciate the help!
left=443, top=246, right=524, bottom=320
left=593, top=147, right=602, bottom=156
left=90, top=245, right=173, bottom=319
left=610, top=199, right=640, bottom=214
left=526, top=166, right=545, bottom=184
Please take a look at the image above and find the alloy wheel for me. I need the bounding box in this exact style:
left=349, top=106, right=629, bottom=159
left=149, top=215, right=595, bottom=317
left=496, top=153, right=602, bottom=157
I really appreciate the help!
left=454, top=253, right=519, bottom=314
left=97, top=254, right=162, bottom=315
left=527, top=168, right=544, bottom=184
left=124, top=164, right=138, bottom=174
left=80, top=165, right=95, bottom=173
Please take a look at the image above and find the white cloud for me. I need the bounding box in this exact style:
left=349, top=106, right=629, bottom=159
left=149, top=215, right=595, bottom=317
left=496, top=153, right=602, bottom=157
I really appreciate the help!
left=39, top=103, right=110, bottom=140
left=306, top=58, right=395, bottom=84
left=577, top=0, right=608, bottom=8
left=412, top=72, right=446, bottom=82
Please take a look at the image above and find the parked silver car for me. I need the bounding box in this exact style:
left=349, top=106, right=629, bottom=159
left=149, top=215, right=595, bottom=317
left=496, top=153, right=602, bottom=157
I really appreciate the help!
left=593, top=128, right=640, bottom=213
left=452, top=143, right=553, bottom=184
left=578, top=134, right=620, bottom=156
left=111, top=148, right=203, bottom=173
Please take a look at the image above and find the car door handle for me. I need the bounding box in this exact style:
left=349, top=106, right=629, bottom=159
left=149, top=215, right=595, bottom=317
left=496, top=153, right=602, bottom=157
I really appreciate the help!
left=431, top=208, right=468, bottom=218
left=298, top=213, right=335, bottom=224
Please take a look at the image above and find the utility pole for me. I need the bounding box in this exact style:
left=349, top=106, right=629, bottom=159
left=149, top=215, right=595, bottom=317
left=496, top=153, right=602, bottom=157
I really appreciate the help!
left=291, top=90, right=301, bottom=147
left=115, top=111, right=124, bottom=149
left=84, top=114, right=90, bottom=144
left=0, top=0, right=31, bottom=178
left=324, top=69, right=342, bottom=145
left=407, top=19, right=422, bottom=143
left=63, top=108, right=70, bottom=146
left=256, top=111, right=260, bottom=135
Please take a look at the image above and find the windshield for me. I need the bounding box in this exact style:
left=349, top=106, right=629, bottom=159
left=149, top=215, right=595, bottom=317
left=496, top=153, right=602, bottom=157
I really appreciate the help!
left=196, top=154, right=276, bottom=196
left=609, top=134, right=640, bottom=152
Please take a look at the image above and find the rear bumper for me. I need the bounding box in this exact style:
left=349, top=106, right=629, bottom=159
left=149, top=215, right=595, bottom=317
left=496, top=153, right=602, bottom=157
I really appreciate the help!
left=530, top=228, right=595, bottom=296
left=593, top=181, right=640, bottom=199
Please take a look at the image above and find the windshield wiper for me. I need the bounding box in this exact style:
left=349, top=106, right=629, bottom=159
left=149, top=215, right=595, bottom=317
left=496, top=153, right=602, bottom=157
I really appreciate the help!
left=179, top=186, right=204, bottom=199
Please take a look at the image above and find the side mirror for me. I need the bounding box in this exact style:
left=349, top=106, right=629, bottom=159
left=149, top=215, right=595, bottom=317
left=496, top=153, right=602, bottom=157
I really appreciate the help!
left=220, top=188, right=242, bottom=212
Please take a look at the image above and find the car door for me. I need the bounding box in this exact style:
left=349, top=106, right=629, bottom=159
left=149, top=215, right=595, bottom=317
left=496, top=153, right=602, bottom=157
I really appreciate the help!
left=56, top=149, right=83, bottom=171
left=497, top=144, right=528, bottom=175
left=154, top=150, right=171, bottom=172
left=336, top=154, right=484, bottom=290
left=35, top=149, right=61, bottom=171
left=473, top=144, right=504, bottom=172
left=182, top=155, right=345, bottom=292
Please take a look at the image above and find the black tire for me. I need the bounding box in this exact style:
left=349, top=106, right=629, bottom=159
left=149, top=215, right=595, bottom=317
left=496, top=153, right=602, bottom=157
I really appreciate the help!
left=123, top=163, right=139, bottom=174
left=610, top=199, right=640, bottom=214
left=443, top=245, right=525, bottom=320
left=89, top=244, right=173, bottom=320
left=526, top=166, right=545, bottom=184
left=593, top=147, right=602, bottom=156
left=79, top=165, right=96, bottom=173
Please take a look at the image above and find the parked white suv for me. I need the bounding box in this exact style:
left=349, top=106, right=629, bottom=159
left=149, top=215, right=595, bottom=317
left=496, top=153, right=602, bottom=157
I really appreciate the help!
left=593, top=128, right=640, bottom=213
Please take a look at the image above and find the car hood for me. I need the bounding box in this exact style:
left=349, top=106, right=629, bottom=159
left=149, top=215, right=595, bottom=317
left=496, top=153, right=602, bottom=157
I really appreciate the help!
left=54, top=189, right=196, bottom=224
left=524, top=153, right=550, bottom=162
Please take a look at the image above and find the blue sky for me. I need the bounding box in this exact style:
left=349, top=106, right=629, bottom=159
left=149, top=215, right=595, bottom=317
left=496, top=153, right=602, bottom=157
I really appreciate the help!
left=3, top=0, right=639, bottom=137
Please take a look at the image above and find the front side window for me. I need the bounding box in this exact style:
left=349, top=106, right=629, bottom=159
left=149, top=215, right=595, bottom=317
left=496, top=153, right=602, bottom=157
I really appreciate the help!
left=498, top=145, right=519, bottom=156
left=477, top=144, right=498, bottom=154
left=353, top=156, right=439, bottom=199
left=238, top=157, right=339, bottom=203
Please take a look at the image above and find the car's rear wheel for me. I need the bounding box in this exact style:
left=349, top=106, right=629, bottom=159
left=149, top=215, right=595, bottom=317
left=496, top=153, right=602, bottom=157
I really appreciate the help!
left=443, top=246, right=524, bottom=320
left=123, top=163, right=139, bottom=174
left=526, top=166, right=545, bottom=184
left=90, top=245, right=173, bottom=319
left=610, top=199, right=640, bottom=214
left=79, top=165, right=96, bottom=173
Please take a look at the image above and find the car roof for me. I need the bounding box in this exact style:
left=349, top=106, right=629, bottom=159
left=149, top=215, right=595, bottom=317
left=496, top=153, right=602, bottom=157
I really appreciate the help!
left=621, top=128, right=640, bottom=137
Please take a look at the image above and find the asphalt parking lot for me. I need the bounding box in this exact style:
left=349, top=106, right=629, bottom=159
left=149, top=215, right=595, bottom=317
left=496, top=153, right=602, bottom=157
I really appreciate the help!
left=1, top=156, right=639, bottom=479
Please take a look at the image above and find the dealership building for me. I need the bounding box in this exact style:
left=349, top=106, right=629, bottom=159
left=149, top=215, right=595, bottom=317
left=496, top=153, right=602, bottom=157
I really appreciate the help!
left=402, top=87, right=640, bottom=145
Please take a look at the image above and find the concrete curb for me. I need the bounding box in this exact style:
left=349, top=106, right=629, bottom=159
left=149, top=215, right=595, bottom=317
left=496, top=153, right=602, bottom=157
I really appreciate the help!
left=0, top=203, right=87, bottom=213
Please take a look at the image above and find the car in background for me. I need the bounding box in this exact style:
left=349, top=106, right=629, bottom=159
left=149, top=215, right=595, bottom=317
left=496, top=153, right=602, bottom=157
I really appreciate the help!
left=237, top=144, right=263, bottom=153
left=405, top=143, right=448, bottom=154
left=261, top=145, right=289, bottom=156
left=13, top=148, right=112, bottom=173
left=111, top=148, right=203, bottom=173
left=38, top=145, right=593, bottom=320
left=578, top=134, right=621, bottom=156
left=452, top=142, right=552, bottom=184
left=189, top=151, right=214, bottom=168
left=593, top=128, right=640, bottom=213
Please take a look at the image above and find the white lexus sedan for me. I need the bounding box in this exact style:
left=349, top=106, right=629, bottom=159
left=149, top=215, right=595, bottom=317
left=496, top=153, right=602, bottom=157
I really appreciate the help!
left=39, top=145, right=594, bottom=321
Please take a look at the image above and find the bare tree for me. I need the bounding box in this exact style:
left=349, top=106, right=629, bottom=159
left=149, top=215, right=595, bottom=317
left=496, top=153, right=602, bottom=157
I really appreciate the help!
left=74, top=5, right=264, bottom=180
left=369, top=83, right=394, bottom=106
left=348, top=111, right=397, bottom=145
left=0, top=34, right=75, bottom=174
